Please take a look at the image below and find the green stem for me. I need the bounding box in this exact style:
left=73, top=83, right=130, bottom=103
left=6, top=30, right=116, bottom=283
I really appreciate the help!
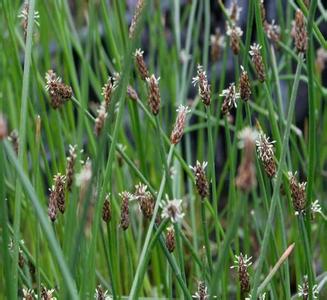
left=251, top=53, right=304, bottom=299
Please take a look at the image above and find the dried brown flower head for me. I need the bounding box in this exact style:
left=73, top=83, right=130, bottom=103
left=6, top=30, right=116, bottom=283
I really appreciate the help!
left=8, top=130, right=19, bottom=154
left=127, top=85, right=139, bottom=101
left=256, top=133, right=276, bottom=177
left=192, top=281, right=209, bottom=300
left=294, top=10, right=307, bottom=53
left=227, top=0, right=242, bottom=24
left=146, top=75, right=161, bottom=115
left=94, top=102, right=108, bottom=136
left=102, top=194, right=112, bottom=223
left=40, top=285, right=56, bottom=300
left=19, top=249, right=25, bottom=268
left=102, top=77, right=116, bottom=111
left=231, top=253, right=252, bottom=295
left=134, top=183, right=154, bottom=219
left=22, top=288, right=36, bottom=300
left=192, top=65, right=211, bottom=106
left=236, top=128, right=258, bottom=192
left=48, top=174, right=66, bottom=221
left=170, top=105, right=191, bottom=145
left=66, top=144, right=77, bottom=191
left=220, top=83, right=240, bottom=115
left=315, top=48, right=327, bottom=73
left=249, top=43, right=265, bottom=82
left=226, top=25, right=243, bottom=55
left=94, top=284, right=111, bottom=300
left=239, top=66, right=251, bottom=101
left=210, top=28, right=225, bottom=62
left=54, top=174, right=66, bottom=214
left=45, top=70, right=72, bottom=109
left=18, top=1, right=40, bottom=41
left=119, top=191, right=132, bottom=230
left=134, top=49, right=149, bottom=80
left=190, top=161, right=209, bottom=199
left=165, top=226, right=176, bottom=253
left=102, top=195, right=112, bottom=224
left=129, top=0, right=145, bottom=38
left=264, top=20, right=281, bottom=44
left=288, top=172, right=307, bottom=215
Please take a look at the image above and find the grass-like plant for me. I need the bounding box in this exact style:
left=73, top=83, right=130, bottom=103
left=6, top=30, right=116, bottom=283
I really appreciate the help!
left=0, top=0, right=327, bottom=299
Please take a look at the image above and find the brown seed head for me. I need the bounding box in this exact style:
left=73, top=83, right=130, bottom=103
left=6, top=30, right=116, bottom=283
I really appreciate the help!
left=192, top=65, right=211, bottom=106
left=165, top=226, right=176, bottom=253
left=102, top=194, right=112, bottom=223
left=54, top=173, right=66, bottom=214
left=134, top=49, right=149, bottom=80
left=236, top=128, right=258, bottom=192
left=134, top=183, right=154, bottom=219
left=239, top=66, right=251, bottom=101
left=129, top=0, right=145, bottom=38
left=220, top=83, right=240, bottom=115
left=127, top=85, right=139, bottom=101
left=101, top=77, right=115, bottom=111
left=94, top=102, right=108, bottom=136
left=8, top=130, right=19, bottom=155
left=249, top=43, right=265, bottom=82
left=288, top=172, right=307, bottom=215
left=170, top=105, right=191, bottom=145
left=193, top=281, right=209, bottom=300
left=294, top=10, right=307, bottom=53
left=45, top=70, right=72, bottom=109
left=146, top=75, right=161, bottom=115
left=119, top=191, right=131, bottom=230
left=256, top=133, right=276, bottom=177
left=231, top=253, right=252, bottom=294
left=227, top=25, right=243, bottom=55
left=264, top=20, right=281, bottom=44
left=210, top=28, right=225, bottom=62
left=65, top=144, right=77, bottom=191
left=190, top=161, right=209, bottom=199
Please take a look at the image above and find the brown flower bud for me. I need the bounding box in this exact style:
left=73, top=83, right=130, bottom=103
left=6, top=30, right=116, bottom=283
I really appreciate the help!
left=256, top=133, right=276, bottom=178
left=220, top=83, right=240, bottom=115
left=134, top=49, right=149, bottom=80
left=102, top=194, right=112, bottom=223
left=165, top=226, right=175, bottom=253
left=236, top=128, right=258, bottom=192
left=8, top=130, right=19, bottom=155
left=288, top=172, right=307, bottom=215
left=102, top=77, right=115, bottom=111
left=127, top=85, right=139, bottom=101
left=249, top=43, right=265, bottom=82
left=227, top=25, right=243, bottom=55
left=294, top=10, right=307, bottom=53
left=134, top=183, right=154, bottom=219
left=192, top=65, right=211, bottom=106
left=129, top=0, right=145, bottom=39
left=190, top=161, right=209, bottom=199
left=210, top=28, right=225, bottom=62
left=239, top=66, right=251, bottom=101
left=45, top=70, right=72, bottom=109
left=65, top=144, right=77, bottom=191
left=94, top=102, right=108, bottom=136
left=146, top=75, right=161, bottom=115
left=119, top=192, right=131, bottom=230
left=231, top=253, right=252, bottom=295
left=170, top=105, right=191, bottom=145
